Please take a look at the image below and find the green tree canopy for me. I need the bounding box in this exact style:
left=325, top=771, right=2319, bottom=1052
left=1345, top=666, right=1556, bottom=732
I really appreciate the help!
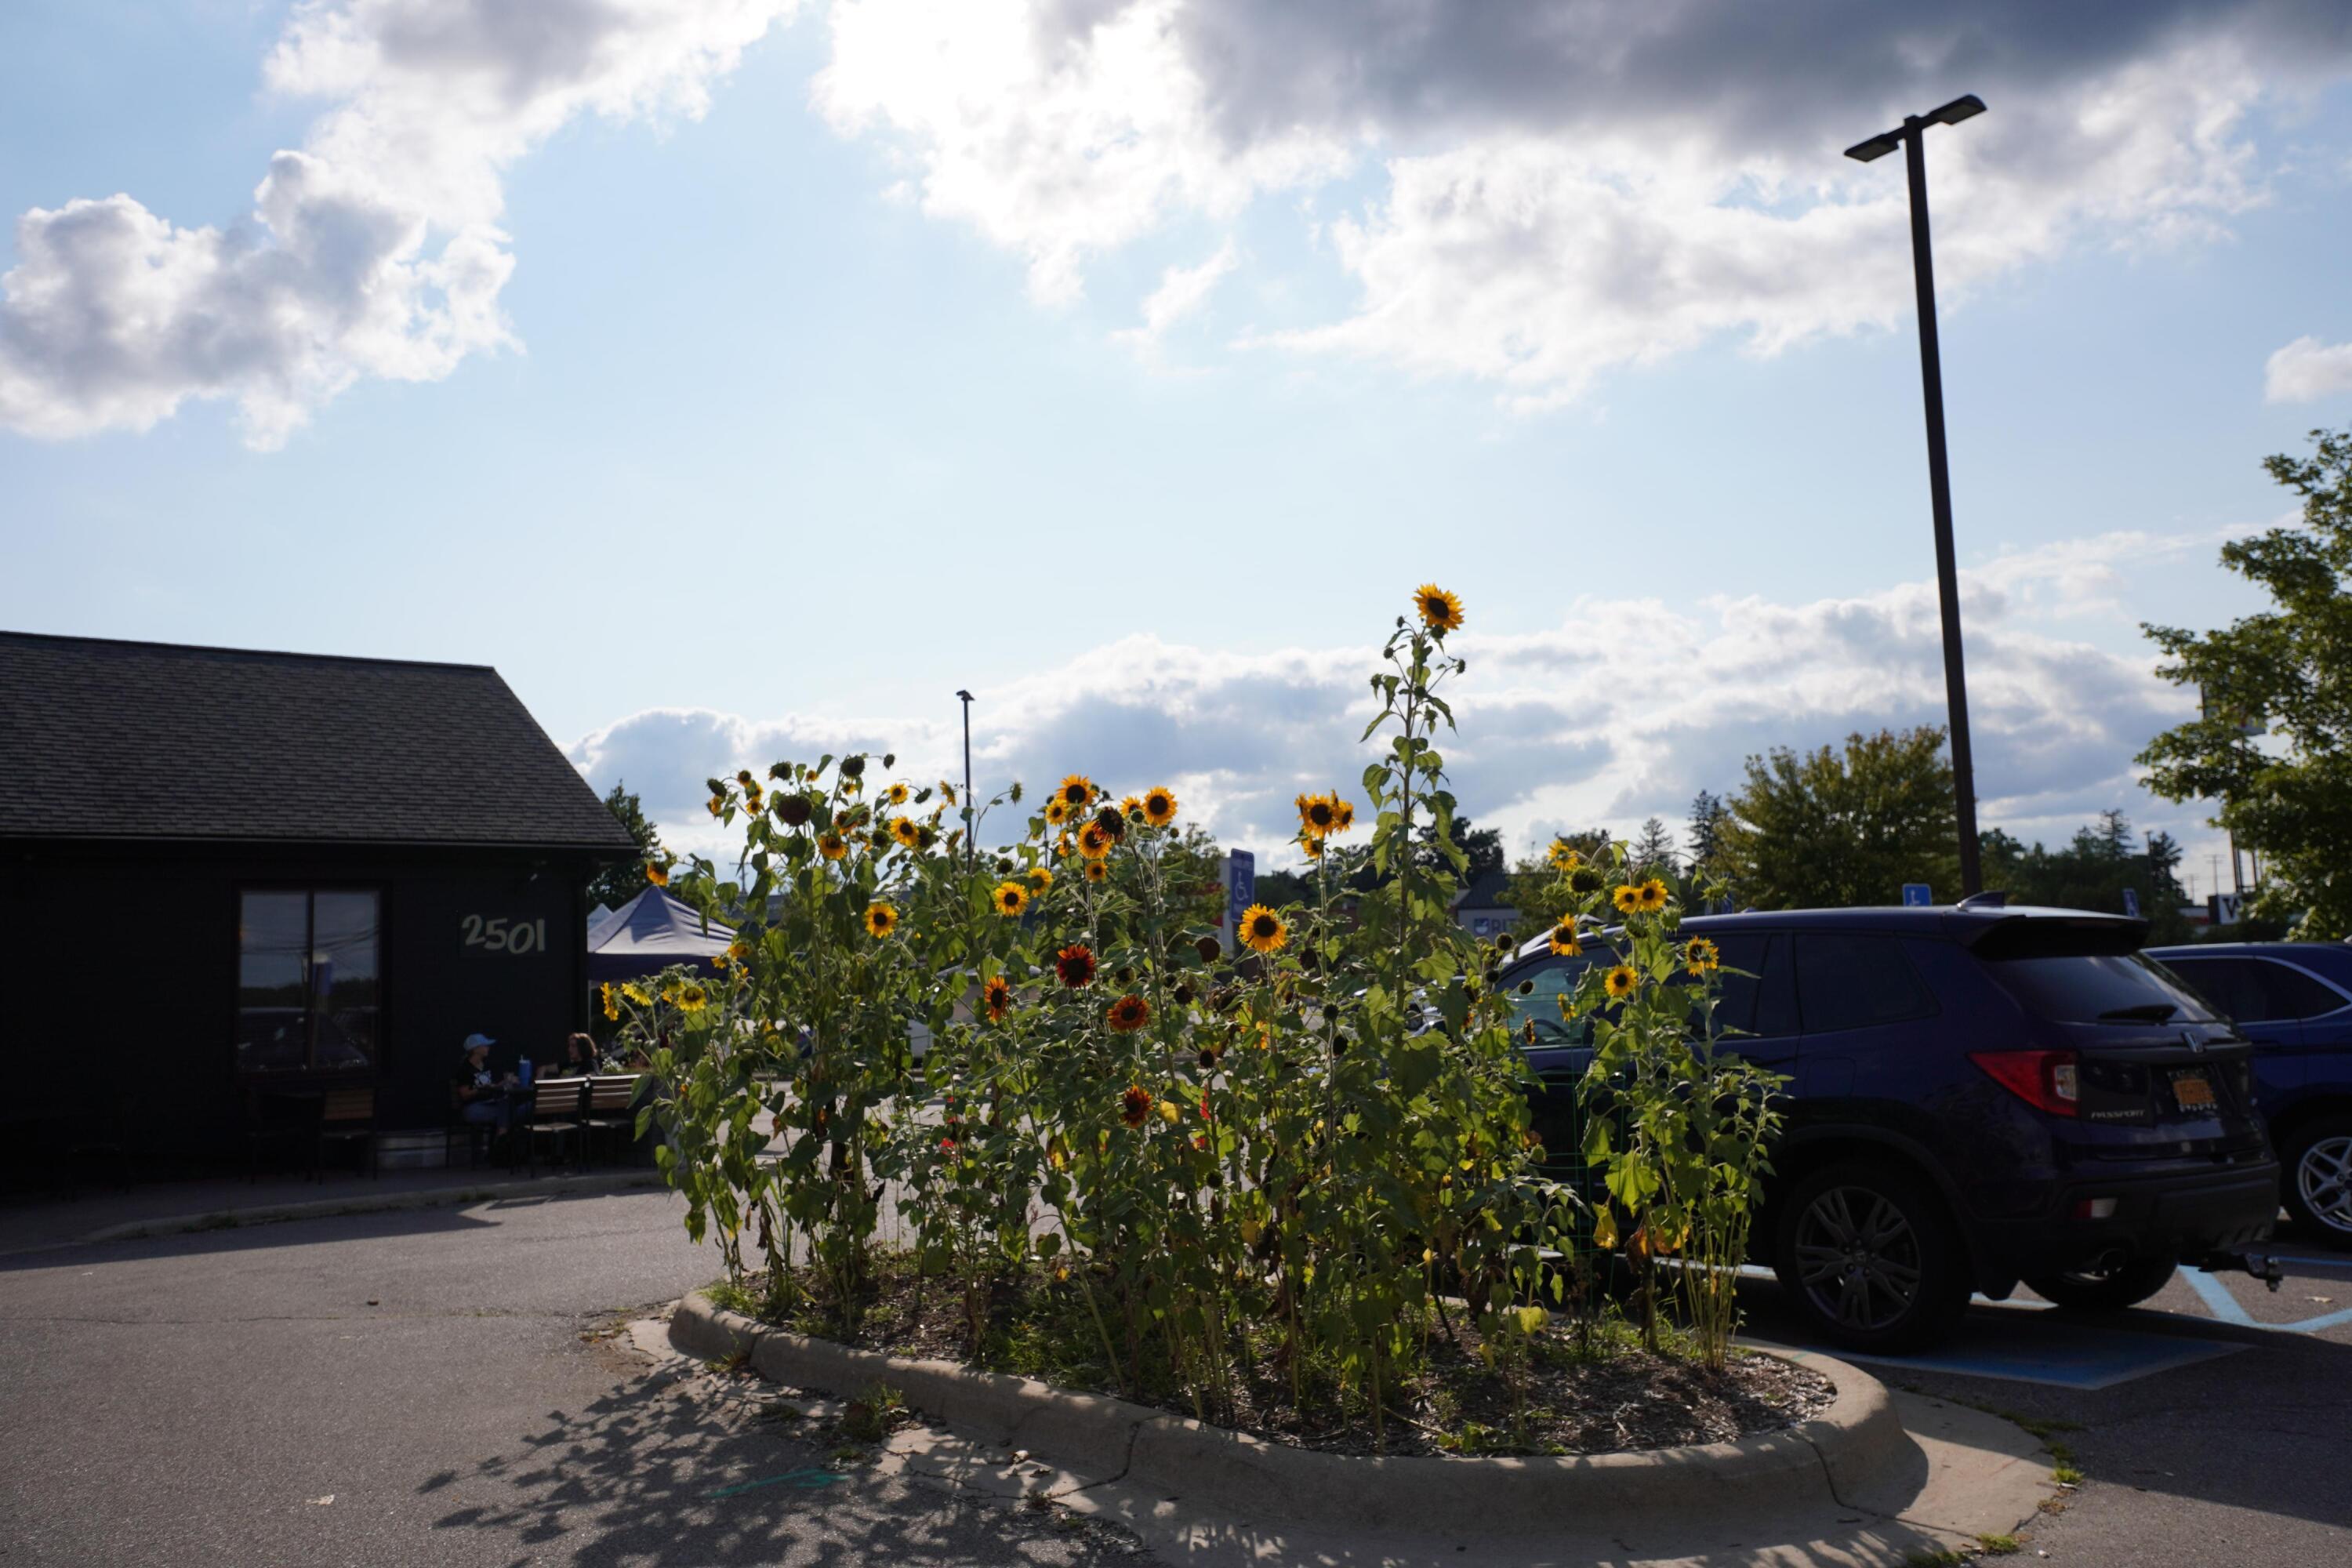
left=1719, top=727, right=1959, bottom=909
left=2140, top=426, right=2352, bottom=939
left=1980, top=810, right=2194, bottom=944
left=586, top=781, right=664, bottom=913
left=1629, top=816, right=1679, bottom=878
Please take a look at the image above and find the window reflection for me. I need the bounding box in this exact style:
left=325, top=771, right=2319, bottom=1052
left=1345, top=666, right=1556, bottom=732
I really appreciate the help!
left=237, top=889, right=379, bottom=1073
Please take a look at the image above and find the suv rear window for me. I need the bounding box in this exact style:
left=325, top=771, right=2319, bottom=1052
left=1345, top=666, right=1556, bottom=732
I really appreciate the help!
left=1986, top=953, right=2219, bottom=1024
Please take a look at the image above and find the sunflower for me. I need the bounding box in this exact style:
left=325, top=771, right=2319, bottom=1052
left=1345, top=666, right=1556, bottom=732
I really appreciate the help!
left=991, top=882, right=1029, bottom=917
left=728, top=939, right=752, bottom=964
left=891, top=815, right=922, bottom=848
left=1611, top=884, right=1642, bottom=915
left=776, top=794, right=812, bottom=826
left=742, top=783, right=763, bottom=811
left=1056, top=774, right=1095, bottom=809
left=1414, top=583, right=1465, bottom=635
left=1044, top=797, right=1073, bottom=826
left=1091, top=804, right=1126, bottom=840
left=838, top=755, right=866, bottom=779
left=1636, top=878, right=1669, bottom=913
left=1079, top=822, right=1114, bottom=860
left=599, top=982, right=619, bottom=1021
left=1684, top=937, right=1721, bottom=975
left=1120, top=1085, right=1152, bottom=1128
left=1105, top=993, right=1152, bottom=1033
left=620, top=982, right=652, bottom=1007
left=706, top=794, right=726, bottom=818
left=645, top=860, right=670, bottom=887
left=864, top=902, right=899, bottom=938
left=1142, top=786, right=1178, bottom=826
left=1547, top=920, right=1580, bottom=956
left=1295, top=793, right=1338, bottom=837
left=885, top=782, right=909, bottom=805
left=817, top=832, right=848, bottom=861
left=735, top=769, right=755, bottom=788
left=982, top=974, right=1012, bottom=1022
left=1120, top=794, right=1143, bottom=822
left=1025, top=866, right=1054, bottom=895
left=677, top=982, right=710, bottom=1013
left=1330, top=797, right=1356, bottom=833
left=1055, top=944, right=1097, bottom=988
left=938, top=780, right=957, bottom=805
left=1238, top=903, right=1287, bottom=955
left=1605, top=964, right=1638, bottom=1000
left=1083, top=858, right=1109, bottom=883
left=1301, top=836, right=1325, bottom=861
left=1568, top=864, right=1606, bottom=895
left=1547, top=839, right=1582, bottom=872
left=1156, top=1098, right=1181, bottom=1124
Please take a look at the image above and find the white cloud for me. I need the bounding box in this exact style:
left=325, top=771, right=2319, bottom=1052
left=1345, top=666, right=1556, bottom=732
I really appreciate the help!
left=2265, top=335, right=2352, bottom=403
left=1111, top=237, right=1238, bottom=358
left=0, top=0, right=797, bottom=448
left=569, top=530, right=2211, bottom=873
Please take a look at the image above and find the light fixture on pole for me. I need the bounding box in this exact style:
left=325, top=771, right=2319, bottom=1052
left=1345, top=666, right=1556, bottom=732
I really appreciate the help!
left=1846, top=93, right=1987, bottom=897
left=955, top=689, right=975, bottom=871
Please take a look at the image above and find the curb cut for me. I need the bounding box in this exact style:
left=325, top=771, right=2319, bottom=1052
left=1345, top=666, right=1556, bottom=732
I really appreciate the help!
left=77, top=1171, right=670, bottom=1244
left=671, top=1290, right=1917, bottom=1534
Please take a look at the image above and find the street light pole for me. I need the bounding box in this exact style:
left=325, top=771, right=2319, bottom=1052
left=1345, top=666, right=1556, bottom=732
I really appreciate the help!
left=1848, top=94, right=1987, bottom=897
left=956, top=689, right=975, bottom=872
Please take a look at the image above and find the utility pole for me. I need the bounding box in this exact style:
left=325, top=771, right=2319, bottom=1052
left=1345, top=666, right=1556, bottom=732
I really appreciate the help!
left=956, top=689, right=975, bottom=872
left=1847, top=93, right=1987, bottom=896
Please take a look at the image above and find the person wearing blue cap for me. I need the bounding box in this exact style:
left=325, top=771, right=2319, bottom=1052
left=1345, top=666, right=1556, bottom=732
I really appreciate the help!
left=452, top=1033, right=516, bottom=1131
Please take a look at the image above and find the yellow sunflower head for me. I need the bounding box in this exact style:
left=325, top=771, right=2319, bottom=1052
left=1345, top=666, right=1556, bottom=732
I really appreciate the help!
left=1025, top=866, right=1054, bottom=895
left=1547, top=921, right=1579, bottom=956
left=1301, top=836, right=1325, bottom=861
left=677, top=982, right=709, bottom=1013
left=938, top=780, right=958, bottom=805
left=1142, top=786, right=1178, bottom=826
left=864, top=902, right=899, bottom=938
left=599, top=982, right=619, bottom=1021
left=620, top=982, right=652, bottom=1007
left=1604, top=964, right=1638, bottom=1000
left=991, top=881, right=1029, bottom=917
left=1083, top=858, right=1109, bottom=883
left=1056, top=774, right=1095, bottom=809
left=885, top=782, right=909, bottom=805
left=1296, top=793, right=1338, bottom=837
left=1685, top=937, right=1721, bottom=976
left=1547, top=839, right=1581, bottom=872
left=1611, top=884, right=1642, bottom=915
left=645, top=860, right=670, bottom=887
left=706, top=794, right=725, bottom=818
left=1120, top=794, right=1144, bottom=822
left=817, top=831, right=848, bottom=861
left=1330, top=797, right=1356, bottom=833
left=1637, top=878, right=1669, bottom=913
left=1239, top=903, right=1287, bottom=955
left=1414, top=583, right=1465, bottom=636
left=1044, top=797, right=1073, bottom=826
left=891, top=815, right=922, bottom=848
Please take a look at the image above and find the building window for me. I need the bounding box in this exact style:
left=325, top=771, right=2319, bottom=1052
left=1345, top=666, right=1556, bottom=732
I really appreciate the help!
left=237, top=889, right=381, bottom=1073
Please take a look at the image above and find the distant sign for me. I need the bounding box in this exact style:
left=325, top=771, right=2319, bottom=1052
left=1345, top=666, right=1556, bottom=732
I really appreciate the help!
left=1901, top=884, right=1933, bottom=908
left=1220, top=851, right=1257, bottom=953
left=2122, top=887, right=2141, bottom=919
left=2210, top=891, right=2243, bottom=927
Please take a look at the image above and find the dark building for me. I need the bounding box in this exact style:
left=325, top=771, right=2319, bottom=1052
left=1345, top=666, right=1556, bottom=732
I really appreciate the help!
left=0, top=631, right=639, bottom=1163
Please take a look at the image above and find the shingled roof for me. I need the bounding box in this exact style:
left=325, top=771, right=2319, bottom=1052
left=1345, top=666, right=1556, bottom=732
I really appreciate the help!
left=0, top=631, right=640, bottom=852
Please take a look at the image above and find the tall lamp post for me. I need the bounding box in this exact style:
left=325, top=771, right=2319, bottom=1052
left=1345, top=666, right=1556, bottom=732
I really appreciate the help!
left=955, top=689, right=976, bottom=871
left=1846, top=93, right=1987, bottom=898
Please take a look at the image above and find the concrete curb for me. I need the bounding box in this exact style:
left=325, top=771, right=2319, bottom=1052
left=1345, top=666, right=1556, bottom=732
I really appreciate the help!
left=671, top=1290, right=1917, bottom=1534
left=78, top=1171, right=669, bottom=1244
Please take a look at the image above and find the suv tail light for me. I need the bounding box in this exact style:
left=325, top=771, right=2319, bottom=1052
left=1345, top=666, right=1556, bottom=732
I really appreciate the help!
left=1970, top=1049, right=2080, bottom=1117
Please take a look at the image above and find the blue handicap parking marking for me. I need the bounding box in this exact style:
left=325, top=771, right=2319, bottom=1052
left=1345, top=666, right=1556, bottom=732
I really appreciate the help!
left=2181, top=1266, right=2352, bottom=1335
left=1820, top=1307, right=2251, bottom=1389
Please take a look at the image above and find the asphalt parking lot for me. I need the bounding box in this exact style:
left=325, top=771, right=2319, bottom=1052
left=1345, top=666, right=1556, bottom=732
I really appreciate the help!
left=1, top=1189, right=2346, bottom=1566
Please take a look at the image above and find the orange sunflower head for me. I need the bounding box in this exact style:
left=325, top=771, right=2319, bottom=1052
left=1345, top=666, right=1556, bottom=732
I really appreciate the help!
left=645, top=859, right=670, bottom=887
left=1548, top=921, right=1579, bottom=956
left=1414, top=583, right=1465, bottom=635
left=1105, top=994, right=1151, bottom=1033
left=817, top=832, right=848, bottom=862
left=1605, top=964, right=1638, bottom=1000
left=1055, top=944, right=1097, bottom=988
left=982, top=974, right=1012, bottom=1022
left=1301, top=836, right=1325, bottom=862
left=1684, top=937, right=1720, bottom=976
left=1295, top=793, right=1338, bottom=837
left=1120, top=1084, right=1152, bottom=1128
left=1239, top=903, right=1287, bottom=955
left=1083, top=858, right=1109, bottom=883
left=1056, top=774, right=1095, bottom=809
left=1142, top=786, right=1177, bottom=826
left=1637, top=877, right=1669, bottom=913
left=1330, top=796, right=1356, bottom=833
left=864, top=902, right=899, bottom=938
left=1079, top=822, right=1114, bottom=860
left=991, top=881, right=1028, bottom=917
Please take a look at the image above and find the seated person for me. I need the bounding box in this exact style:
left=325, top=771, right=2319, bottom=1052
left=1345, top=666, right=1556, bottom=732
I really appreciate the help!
left=542, top=1033, right=603, bottom=1079
left=452, top=1035, right=516, bottom=1128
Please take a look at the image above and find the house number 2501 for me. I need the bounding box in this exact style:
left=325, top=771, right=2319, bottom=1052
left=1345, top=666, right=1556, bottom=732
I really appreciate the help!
left=461, top=915, right=549, bottom=955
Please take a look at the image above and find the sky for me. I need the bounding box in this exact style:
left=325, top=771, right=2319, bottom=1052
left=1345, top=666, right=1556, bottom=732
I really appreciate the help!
left=5, top=2, right=2351, bottom=898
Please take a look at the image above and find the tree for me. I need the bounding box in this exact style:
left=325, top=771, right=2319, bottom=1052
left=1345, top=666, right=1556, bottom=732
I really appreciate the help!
left=586, top=781, right=665, bottom=913
left=1719, top=728, right=1958, bottom=909
left=1980, top=810, right=2194, bottom=944
left=1686, top=789, right=1729, bottom=870
left=1629, top=816, right=1679, bottom=879
left=2140, top=426, right=2352, bottom=939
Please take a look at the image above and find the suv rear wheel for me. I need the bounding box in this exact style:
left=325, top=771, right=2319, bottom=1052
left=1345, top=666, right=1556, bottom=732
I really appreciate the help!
left=2024, top=1251, right=2178, bottom=1312
left=2281, top=1113, right=2352, bottom=1247
left=1773, top=1160, right=1972, bottom=1353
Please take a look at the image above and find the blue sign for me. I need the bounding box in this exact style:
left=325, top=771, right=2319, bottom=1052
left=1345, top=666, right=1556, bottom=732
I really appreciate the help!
left=1224, top=850, right=1255, bottom=949
left=2122, top=887, right=2141, bottom=919
left=1901, top=883, right=1933, bottom=907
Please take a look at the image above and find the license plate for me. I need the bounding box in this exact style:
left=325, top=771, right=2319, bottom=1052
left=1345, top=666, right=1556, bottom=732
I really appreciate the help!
left=2172, top=1072, right=2216, bottom=1110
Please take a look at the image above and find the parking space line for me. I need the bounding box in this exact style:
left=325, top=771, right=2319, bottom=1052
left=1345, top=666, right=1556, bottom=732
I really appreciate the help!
left=2181, top=1267, right=2352, bottom=1335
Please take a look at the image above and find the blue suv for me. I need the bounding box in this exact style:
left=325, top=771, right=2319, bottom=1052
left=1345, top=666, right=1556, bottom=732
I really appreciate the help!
left=1502, top=903, right=2279, bottom=1352
left=2144, top=942, right=2352, bottom=1247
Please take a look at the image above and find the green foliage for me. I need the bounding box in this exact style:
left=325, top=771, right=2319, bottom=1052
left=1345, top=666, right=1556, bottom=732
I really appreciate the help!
left=1628, top=817, right=1679, bottom=880
left=1980, top=811, right=2194, bottom=942
left=586, top=781, right=665, bottom=912
left=2140, top=426, right=2352, bottom=939
left=1719, top=727, right=1959, bottom=909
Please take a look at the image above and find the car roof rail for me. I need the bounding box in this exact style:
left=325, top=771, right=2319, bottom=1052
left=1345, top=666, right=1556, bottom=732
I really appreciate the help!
left=1956, top=889, right=2011, bottom=909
